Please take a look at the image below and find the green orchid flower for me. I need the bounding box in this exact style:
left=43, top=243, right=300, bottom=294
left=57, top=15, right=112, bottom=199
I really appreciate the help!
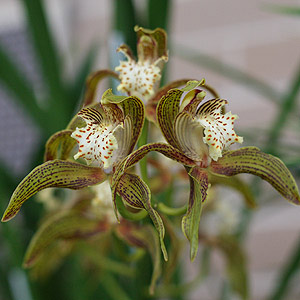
left=156, top=80, right=300, bottom=260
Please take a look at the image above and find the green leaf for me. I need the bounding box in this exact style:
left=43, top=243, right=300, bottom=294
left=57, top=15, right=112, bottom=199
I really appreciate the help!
left=116, top=222, right=162, bottom=294
left=264, top=5, right=300, bottom=16
left=1, top=160, right=106, bottom=222
left=116, top=172, right=168, bottom=261
left=83, top=70, right=119, bottom=107
left=209, top=147, right=300, bottom=205
left=44, top=129, right=75, bottom=161
left=23, top=210, right=109, bottom=267
left=182, top=167, right=209, bottom=261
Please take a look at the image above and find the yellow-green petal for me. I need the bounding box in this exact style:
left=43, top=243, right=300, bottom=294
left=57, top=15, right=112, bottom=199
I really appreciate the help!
left=2, top=160, right=106, bottom=222
left=44, top=129, right=75, bottom=161
left=209, top=146, right=300, bottom=205
left=116, top=172, right=168, bottom=261
left=182, top=167, right=209, bottom=261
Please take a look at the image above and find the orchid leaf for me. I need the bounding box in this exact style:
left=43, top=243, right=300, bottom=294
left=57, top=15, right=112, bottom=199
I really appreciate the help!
left=116, top=172, right=168, bottom=261
left=82, top=70, right=119, bottom=107
left=208, top=173, right=256, bottom=208
left=1, top=160, right=106, bottom=222
left=44, top=129, right=75, bottom=161
left=182, top=166, right=209, bottom=261
left=209, top=147, right=300, bottom=205
left=116, top=221, right=162, bottom=294
left=23, top=210, right=109, bottom=267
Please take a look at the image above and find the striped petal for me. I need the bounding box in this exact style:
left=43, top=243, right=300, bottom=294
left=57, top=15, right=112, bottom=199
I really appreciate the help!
left=1, top=160, right=106, bottom=222
left=209, top=147, right=300, bottom=205
left=116, top=172, right=168, bottom=261
left=182, top=167, right=209, bottom=260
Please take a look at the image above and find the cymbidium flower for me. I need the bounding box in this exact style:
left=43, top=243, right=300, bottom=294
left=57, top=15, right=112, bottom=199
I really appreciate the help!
left=115, top=26, right=168, bottom=102
left=157, top=80, right=300, bottom=260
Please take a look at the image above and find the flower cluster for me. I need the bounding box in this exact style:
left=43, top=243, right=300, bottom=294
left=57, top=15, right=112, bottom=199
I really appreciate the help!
left=2, top=27, right=300, bottom=293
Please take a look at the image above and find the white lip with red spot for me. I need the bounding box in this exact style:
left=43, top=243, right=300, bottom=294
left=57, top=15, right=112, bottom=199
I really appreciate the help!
left=71, top=113, right=120, bottom=170
left=196, top=99, right=243, bottom=161
left=115, top=52, right=162, bottom=102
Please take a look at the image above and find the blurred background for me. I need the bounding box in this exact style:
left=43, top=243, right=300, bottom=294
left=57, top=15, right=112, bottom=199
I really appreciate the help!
left=0, top=0, right=300, bottom=299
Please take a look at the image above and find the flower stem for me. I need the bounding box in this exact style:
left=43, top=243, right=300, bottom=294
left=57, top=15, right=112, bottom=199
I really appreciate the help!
left=157, top=203, right=187, bottom=216
left=116, top=194, right=148, bottom=221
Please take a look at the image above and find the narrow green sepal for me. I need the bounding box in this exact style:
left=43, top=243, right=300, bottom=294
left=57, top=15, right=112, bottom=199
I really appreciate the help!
left=182, top=166, right=209, bottom=261
left=209, top=146, right=300, bottom=205
left=1, top=160, right=106, bottom=222
left=117, top=172, right=168, bottom=261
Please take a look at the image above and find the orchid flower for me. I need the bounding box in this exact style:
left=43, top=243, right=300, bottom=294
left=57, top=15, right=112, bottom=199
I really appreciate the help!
left=115, top=26, right=168, bottom=102
left=157, top=80, right=300, bottom=260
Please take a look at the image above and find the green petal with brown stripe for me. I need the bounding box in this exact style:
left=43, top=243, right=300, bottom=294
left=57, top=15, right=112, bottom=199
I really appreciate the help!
left=116, top=172, right=168, bottom=261
left=156, top=80, right=204, bottom=149
left=182, top=166, right=209, bottom=261
left=1, top=160, right=106, bottom=222
left=209, top=146, right=300, bottom=205
left=44, top=129, right=76, bottom=161
left=110, top=142, right=195, bottom=221
left=102, top=89, right=145, bottom=154
left=23, top=210, right=109, bottom=267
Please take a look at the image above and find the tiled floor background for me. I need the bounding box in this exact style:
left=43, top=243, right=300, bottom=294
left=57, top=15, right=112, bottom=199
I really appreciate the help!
left=1, top=0, right=300, bottom=299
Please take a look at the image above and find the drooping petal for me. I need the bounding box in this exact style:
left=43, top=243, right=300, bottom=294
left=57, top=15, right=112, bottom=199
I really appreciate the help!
left=23, top=210, right=109, bottom=267
left=71, top=107, right=122, bottom=169
left=182, top=166, right=209, bottom=261
left=209, top=146, right=300, bottom=204
left=44, top=129, right=75, bottom=161
left=116, top=221, right=162, bottom=294
left=197, top=99, right=243, bottom=161
left=1, top=160, right=106, bottom=222
left=116, top=172, right=168, bottom=261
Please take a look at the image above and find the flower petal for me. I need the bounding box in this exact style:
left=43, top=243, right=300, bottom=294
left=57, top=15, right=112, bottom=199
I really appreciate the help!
left=24, top=210, right=109, bottom=267
left=116, top=221, right=162, bottom=294
left=116, top=172, right=168, bottom=261
left=197, top=99, right=243, bottom=161
left=182, top=167, right=209, bottom=261
left=146, top=78, right=193, bottom=123
left=156, top=89, right=183, bottom=149
left=135, top=26, right=168, bottom=63
left=82, top=69, right=119, bottom=107
left=174, top=111, right=209, bottom=163
left=1, top=160, right=106, bottom=222
left=102, top=89, right=145, bottom=154
left=44, top=129, right=75, bottom=161
left=209, top=146, right=300, bottom=204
